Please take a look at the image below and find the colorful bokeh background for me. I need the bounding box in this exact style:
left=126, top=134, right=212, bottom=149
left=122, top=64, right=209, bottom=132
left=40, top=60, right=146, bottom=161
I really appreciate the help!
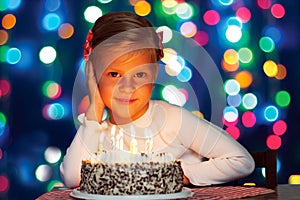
left=1, top=0, right=300, bottom=199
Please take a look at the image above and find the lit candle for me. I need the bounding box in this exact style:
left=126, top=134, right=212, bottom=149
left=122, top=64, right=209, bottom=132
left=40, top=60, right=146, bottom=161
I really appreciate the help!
left=145, top=128, right=153, bottom=154
left=130, top=125, right=137, bottom=154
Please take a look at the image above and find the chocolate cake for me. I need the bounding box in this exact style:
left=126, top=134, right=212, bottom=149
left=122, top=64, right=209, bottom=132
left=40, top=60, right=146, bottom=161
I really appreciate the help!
left=79, top=151, right=184, bottom=195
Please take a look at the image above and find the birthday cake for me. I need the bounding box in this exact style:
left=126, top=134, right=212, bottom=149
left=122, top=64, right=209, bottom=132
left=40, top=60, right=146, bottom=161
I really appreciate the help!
left=79, top=151, right=184, bottom=195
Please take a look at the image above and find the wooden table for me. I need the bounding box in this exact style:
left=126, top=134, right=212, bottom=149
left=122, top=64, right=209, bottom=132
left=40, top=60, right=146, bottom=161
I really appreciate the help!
left=36, top=184, right=300, bottom=199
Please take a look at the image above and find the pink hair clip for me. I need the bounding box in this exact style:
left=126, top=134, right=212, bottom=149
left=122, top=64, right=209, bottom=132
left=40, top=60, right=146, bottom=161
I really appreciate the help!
left=83, top=30, right=93, bottom=61
left=157, top=31, right=164, bottom=60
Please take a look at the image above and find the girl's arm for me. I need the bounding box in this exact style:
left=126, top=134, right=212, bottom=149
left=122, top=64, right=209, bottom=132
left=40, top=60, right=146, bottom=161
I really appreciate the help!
left=177, top=108, right=255, bottom=186
left=59, top=115, right=107, bottom=188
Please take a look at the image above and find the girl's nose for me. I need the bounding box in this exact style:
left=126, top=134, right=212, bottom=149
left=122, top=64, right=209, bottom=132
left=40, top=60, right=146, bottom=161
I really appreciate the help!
left=118, top=76, right=135, bottom=93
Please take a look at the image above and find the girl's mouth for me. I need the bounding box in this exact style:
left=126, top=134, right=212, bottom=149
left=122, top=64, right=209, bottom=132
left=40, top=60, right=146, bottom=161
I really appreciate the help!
left=114, top=98, right=137, bottom=104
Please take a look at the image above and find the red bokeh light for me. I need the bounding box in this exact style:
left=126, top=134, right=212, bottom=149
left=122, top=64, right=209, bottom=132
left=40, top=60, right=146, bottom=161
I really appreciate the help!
left=236, top=7, right=251, bottom=23
left=226, top=126, right=240, bottom=140
left=266, top=135, right=282, bottom=150
left=242, top=111, right=256, bottom=128
left=257, top=0, right=271, bottom=10
left=273, top=120, right=287, bottom=136
left=271, top=4, right=285, bottom=19
left=203, top=10, right=220, bottom=26
left=0, top=175, right=9, bottom=192
left=193, top=30, right=209, bottom=46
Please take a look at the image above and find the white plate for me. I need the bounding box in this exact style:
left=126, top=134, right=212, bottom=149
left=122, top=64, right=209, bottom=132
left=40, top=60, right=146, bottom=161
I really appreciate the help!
left=70, top=188, right=193, bottom=200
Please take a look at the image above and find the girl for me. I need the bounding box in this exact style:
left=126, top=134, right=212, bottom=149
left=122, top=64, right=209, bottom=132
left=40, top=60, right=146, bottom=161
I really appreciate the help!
left=60, top=11, right=254, bottom=188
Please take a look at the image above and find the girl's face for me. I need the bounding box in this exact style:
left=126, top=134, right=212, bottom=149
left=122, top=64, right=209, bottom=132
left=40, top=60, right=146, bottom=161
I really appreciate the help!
left=98, top=52, right=158, bottom=124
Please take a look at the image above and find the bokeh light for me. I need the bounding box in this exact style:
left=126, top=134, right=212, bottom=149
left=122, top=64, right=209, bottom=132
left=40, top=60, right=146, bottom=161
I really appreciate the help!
left=45, top=0, right=60, bottom=11
left=275, top=64, right=287, bottom=80
left=238, top=47, right=253, bottom=64
left=223, top=106, right=239, bottom=122
left=242, top=111, right=256, bottom=128
left=84, top=6, right=102, bottom=23
left=203, top=10, right=220, bottom=26
left=35, top=164, right=52, bottom=182
left=264, top=105, right=279, bottom=122
left=6, top=47, right=21, bottom=64
left=288, top=175, right=300, bottom=185
left=39, top=46, right=56, bottom=64
left=226, top=126, right=240, bottom=140
left=180, top=21, right=197, bottom=38
left=162, top=85, right=186, bottom=107
left=0, top=30, right=9, bottom=45
left=193, top=30, right=209, bottom=46
left=236, top=7, right=251, bottom=23
left=58, top=23, right=74, bottom=39
left=0, top=175, right=9, bottom=192
left=42, top=13, right=61, bottom=31
left=134, top=1, right=151, bottom=16
left=235, top=71, right=252, bottom=89
left=259, top=37, right=275, bottom=53
left=0, top=79, right=11, bottom=97
left=266, top=134, right=281, bottom=150
left=224, top=79, right=240, bottom=96
left=227, top=94, right=241, bottom=107
left=42, top=81, right=62, bottom=99
left=225, top=25, right=242, bottom=43
left=271, top=4, right=285, bottom=19
left=44, top=146, right=62, bottom=164
left=242, top=93, right=257, bottom=110
left=263, top=60, right=278, bottom=77
left=2, top=14, right=16, bottom=30
left=275, top=90, right=291, bottom=107
left=273, top=120, right=287, bottom=136
left=257, top=0, right=271, bottom=10
left=175, top=2, right=193, bottom=19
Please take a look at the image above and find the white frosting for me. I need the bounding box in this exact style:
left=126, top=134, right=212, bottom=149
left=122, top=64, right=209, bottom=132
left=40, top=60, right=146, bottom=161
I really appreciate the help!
left=89, top=150, right=175, bottom=164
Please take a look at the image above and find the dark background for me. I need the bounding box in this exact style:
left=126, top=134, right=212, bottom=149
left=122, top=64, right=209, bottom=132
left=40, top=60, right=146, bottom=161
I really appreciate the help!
left=0, top=0, right=299, bottom=199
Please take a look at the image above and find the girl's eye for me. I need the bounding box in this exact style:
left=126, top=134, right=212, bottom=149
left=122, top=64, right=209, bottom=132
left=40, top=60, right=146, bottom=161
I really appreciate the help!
left=108, top=72, right=121, bottom=77
left=135, top=72, right=146, bottom=78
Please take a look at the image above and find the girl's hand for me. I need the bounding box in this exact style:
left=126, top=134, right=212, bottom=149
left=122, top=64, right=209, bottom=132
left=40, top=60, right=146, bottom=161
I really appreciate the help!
left=85, top=61, right=105, bottom=123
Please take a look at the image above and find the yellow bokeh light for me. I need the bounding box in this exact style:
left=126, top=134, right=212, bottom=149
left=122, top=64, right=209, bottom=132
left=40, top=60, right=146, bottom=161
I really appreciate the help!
left=288, top=175, right=300, bottom=184
left=224, top=49, right=239, bottom=65
left=162, top=0, right=178, bottom=15
left=58, top=23, right=74, bottom=39
left=2, top=14, right=17, bottom=30
left=160, top=48, right=177, bottom=64
left=221, top=59, right=239, bottom=72
left=263, top=60, right=278, bottom=77
left=0, top=30, right=9, bottom=45
left=235, top=71, right=253, bottom=88
left=134, top=1, right=151, bottom=16
left=275, top=64, right=287, bottom=80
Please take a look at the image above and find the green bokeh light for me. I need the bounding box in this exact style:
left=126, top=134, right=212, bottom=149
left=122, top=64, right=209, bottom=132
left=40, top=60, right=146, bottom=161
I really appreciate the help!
left=259, top=36, right=275, bottom=53
left=275, top=90, right=291, bottom=107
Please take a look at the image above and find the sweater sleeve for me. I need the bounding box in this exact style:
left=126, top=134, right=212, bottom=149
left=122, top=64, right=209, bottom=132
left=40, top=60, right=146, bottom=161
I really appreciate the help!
left=59, top=114, right=108, bottom=188
left=177, top=108, right=255, bottom=186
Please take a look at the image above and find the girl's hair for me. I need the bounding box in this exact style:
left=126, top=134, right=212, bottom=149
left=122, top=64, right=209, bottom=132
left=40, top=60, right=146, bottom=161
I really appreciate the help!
left=90, top=12, right=161, bottom=62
